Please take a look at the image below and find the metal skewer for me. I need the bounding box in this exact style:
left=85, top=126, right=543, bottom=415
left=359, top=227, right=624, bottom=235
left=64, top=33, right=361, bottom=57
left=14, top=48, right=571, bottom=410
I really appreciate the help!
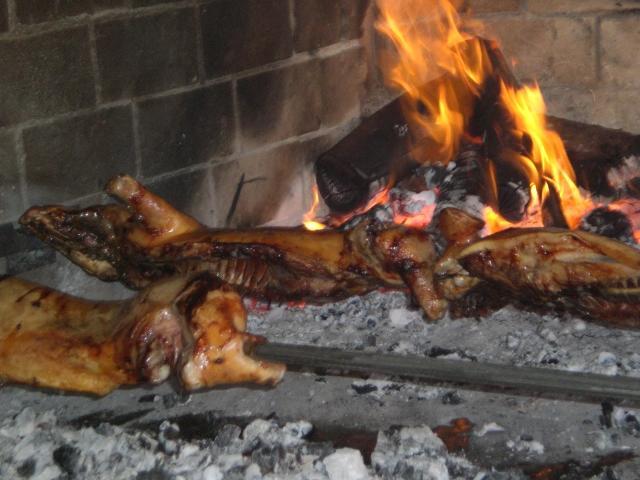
left=255, top=342, right=640, bottom=405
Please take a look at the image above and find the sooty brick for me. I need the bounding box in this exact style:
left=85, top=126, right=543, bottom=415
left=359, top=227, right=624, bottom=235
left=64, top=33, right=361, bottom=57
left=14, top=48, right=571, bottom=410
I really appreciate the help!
left=15, top=0, right=126, bottom=23
left=96, top=9, right=198, bottom=101
left=0, top=0, right=8, bottom=32
left=0, top=28, right=94, bottom=127
left=211, top=142, right=308, bottom=227
left=138, top=82, right=234, bottom=177
left=237, top=61, right=322, bottom=147
left=200, top=0, right=292, bottom=77
left=23, top=106, right=135, bottom=204
left=15, top=0, right=91, bottom=24
left=133, top=0, right=181, bottom=6
left=320, top=47, right=366, bottom=126
left=147, top=168, right=216, bottom=224
left=0, top=132, right=22, bottom=223
left=341, top=0, right=370, bottom=40
left=293, top=0, right=342, bottom=51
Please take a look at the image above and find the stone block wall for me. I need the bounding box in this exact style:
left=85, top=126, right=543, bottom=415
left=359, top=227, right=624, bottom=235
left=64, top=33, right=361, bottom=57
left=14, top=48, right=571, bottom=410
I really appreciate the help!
left=464, top=0, right=640, bottom=132
left=0, top=0, right=369, bottom=232
left=365, top=1, right=640, bottom=134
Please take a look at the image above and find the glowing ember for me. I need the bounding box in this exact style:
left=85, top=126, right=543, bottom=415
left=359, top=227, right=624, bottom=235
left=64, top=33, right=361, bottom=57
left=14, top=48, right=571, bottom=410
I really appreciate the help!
left=609, top=199, right=640, bottom=243
left=327, top=185, right=392, bottom=227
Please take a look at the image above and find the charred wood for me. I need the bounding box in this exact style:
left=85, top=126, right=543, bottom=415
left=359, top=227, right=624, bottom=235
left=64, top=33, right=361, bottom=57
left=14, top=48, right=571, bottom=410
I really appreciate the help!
left=315, top=38, right=640, bottom=214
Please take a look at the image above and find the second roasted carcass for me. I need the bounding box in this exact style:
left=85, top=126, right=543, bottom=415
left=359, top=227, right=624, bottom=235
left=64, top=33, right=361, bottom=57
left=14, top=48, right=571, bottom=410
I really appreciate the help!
left=0, top=273, right=284, bottom=395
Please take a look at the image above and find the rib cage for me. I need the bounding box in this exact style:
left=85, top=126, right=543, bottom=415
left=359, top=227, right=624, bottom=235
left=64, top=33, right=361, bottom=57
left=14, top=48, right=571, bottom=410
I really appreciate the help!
left=209, top=257, right=271, bottom=292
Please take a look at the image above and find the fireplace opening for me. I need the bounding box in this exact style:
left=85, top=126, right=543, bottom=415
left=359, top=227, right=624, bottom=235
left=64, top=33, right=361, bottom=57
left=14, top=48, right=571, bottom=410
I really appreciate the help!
left=1, top=0, right=640, bottom=478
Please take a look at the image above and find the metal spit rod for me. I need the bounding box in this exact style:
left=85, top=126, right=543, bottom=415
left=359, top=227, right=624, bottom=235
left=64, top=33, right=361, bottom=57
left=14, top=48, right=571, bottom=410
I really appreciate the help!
left=255, top=342, right=640, bottom=404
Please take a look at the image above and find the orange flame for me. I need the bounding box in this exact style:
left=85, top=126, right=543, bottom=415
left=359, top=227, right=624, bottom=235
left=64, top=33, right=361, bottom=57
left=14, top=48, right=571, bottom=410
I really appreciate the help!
left=304, top=0, right=599, bottom=235
left=376, top=0, right=488, bottom=164
left=377, top=0, right=594, bottom=235
left=302, top=185, right=326, bottom=231
left=490, top=82, right=594, bottom=232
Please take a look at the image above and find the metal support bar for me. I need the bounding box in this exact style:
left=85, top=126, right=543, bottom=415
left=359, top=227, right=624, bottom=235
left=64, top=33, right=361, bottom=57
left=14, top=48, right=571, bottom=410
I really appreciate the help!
left=255, top=342, right=640, bottom=404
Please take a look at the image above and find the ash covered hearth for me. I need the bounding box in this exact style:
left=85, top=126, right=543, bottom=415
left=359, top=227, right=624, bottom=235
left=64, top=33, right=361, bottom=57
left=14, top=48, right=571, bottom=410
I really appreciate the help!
left=2, top=0, right=640, bottom=479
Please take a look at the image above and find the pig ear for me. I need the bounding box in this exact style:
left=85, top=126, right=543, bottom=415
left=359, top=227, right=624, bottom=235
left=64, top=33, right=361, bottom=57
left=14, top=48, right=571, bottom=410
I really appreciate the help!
left=437, top=207, right=484, bottom=244
left=105, top=175, right=203, bottom=247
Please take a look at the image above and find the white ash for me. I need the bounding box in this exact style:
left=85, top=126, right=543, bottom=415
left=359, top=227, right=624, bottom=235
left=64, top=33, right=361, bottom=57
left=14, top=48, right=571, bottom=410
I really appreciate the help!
left=0, top=409, right=496, bottom=480
left=370, top=425, right=488, bottom=480
left=606, top=155, right=640, bottom=191
left=247, top=291, right=640, bottom=379
left=506, top=437, right=545, bottom=456
left=323, top=449, right=369, bottom=480
left=475, top=423, right=505, bottom=437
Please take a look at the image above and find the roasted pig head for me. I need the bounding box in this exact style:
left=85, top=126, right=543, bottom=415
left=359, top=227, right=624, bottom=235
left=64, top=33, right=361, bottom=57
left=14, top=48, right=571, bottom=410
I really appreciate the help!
left=0, top=274, right=284, bottom=395
left=452, top=228, right=640, bottom=327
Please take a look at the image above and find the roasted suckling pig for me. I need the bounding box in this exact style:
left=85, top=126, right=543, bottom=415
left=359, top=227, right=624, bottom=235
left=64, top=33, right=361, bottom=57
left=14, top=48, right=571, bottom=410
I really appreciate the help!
left=0, top=273, right=284, bottom=395
left=19, top=175, right=640, bottom=328
left=21, top=175, right=447, bottom=320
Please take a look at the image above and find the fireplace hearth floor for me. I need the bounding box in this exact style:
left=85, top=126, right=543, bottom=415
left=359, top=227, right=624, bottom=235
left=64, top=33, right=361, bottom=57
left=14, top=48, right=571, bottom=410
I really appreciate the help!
left=1, top=257, right=639, bottom=478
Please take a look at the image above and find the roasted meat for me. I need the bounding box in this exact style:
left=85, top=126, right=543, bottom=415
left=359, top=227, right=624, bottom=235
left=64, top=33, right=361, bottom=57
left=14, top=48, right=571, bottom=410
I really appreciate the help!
left=19, top=175, right=640, bottom=327
left=21, top=175, right=446, bottom=319
left=0, top=274, right=284, bottom=395
left=437, top=228, right=640, bottom=327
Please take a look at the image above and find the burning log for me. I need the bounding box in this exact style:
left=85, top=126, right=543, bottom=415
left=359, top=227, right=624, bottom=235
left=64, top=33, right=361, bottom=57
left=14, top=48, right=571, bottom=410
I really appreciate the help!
left=0, top=273, right=285, bottom=395
left=316, top=41, right=640, bottom=214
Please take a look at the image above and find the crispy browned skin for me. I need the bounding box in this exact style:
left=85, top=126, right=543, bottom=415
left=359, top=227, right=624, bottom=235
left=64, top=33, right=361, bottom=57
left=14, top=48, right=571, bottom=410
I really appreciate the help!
left=21, top=175, right=640, bottom=327
left=0, top=274, right=284, bottom=395
left=439, top=228, right=640, bottom=327
left=20, top=175, right=445, bottom=319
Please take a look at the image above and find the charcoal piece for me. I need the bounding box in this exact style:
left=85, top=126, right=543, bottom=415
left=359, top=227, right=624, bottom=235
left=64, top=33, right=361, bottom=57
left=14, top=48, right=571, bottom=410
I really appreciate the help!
left=621, top=413, right=640, bottom=436
left=16, top=458, right=36, bottom=477
left=52, top=444, right=81, bottom=475
left=351, top=383, right=378, bottom=395
left=496, top=180, right=529, bottom=222
left=437, top=142, right=492, bottom=212
left=441, top=391, right=463, bottom=405
left=548, top=117, right=640, bottom=197
left=136, top=469, right=172, bottom=480
left=626, top=177, right=640, bottom=198
left=250, top=443, right=286, bottom=473
left=315, top=157, right=370, bottom=213
left=541, top=183, right=569, bottom=229
left=600, top=401, right=614, bottom=429
left=580, top=207, right=633, bottom=244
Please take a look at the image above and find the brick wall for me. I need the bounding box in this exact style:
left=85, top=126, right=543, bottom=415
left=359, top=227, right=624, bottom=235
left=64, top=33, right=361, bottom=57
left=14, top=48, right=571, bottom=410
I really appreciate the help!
left=0, top=0, right=369, bottom=232
left=465, top=0, right=640, bottom=132
left=365, top=1, right=640, bottom=134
